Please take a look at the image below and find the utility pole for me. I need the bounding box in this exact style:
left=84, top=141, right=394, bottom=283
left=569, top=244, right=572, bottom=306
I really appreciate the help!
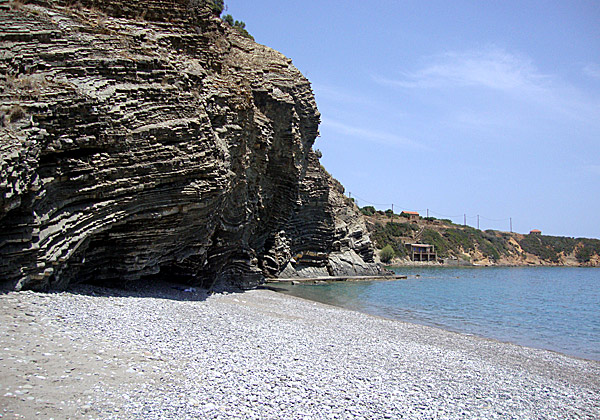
left=510, top=217, right=512, bottom=233
left=464, top=214, right=466, bottom=226
left=477, top=215, right=479, bottom=230
left=427, top=208, right=429, bottom=218
left=391, top=203, right=394, bottom=221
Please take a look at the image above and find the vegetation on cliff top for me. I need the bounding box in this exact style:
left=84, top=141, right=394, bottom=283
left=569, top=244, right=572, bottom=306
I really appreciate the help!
left=222, top=14, right=254, bottom=40
left=208, top=0, right=225, bottom=15
left=206, top=0, right=254, bottom=40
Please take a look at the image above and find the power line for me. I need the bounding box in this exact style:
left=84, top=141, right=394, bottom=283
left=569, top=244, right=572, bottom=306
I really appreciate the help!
left=352, top=194, right=425, bottom=213
left=350, top=193, right=392, bottom=207
left=480, top=216, right=511, bottom=222
left=429, top=210, right=463, bottom=218
left=351, top=193, right=513, bottom=229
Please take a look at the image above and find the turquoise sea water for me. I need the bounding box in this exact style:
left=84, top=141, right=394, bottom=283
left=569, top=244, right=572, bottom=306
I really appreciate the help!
left=278, top=267, right=600, bottom=361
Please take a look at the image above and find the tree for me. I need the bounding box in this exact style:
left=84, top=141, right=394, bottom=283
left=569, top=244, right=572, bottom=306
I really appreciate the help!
left=221, top=14, right=254, bottom=40
left=380, top=245, right=395, bottom=264
left=222, top=13, right=234, bottom=25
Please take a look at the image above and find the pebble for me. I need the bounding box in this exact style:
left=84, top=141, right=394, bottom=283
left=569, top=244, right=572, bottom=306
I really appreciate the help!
left=1, top=282, right=599, bottom=420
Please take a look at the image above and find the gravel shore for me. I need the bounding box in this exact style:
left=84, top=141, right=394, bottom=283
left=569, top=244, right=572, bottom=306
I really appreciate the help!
left=1, top=283, right=599, bottom=419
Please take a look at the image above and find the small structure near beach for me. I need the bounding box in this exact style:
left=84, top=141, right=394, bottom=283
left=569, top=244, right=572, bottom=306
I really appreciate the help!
left=529, top=229, right=542, bottom=235
left=402, top=211, right=420, bottom=222
left=406, top=243, right=437, bottom=262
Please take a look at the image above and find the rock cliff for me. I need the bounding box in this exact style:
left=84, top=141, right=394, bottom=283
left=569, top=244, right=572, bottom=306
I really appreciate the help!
left=0, top=0, right=380, bottom=290
left=263, top=152, right=382, bottom=278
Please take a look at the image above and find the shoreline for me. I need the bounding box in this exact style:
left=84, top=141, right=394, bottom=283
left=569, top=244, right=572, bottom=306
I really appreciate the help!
left=274, top=267, right=600, bottom=362
left=1, top=283, right=599, bottom=419
left=273, top=285, right=598, bottom=363
left=385, top=260, right=600, bottom=268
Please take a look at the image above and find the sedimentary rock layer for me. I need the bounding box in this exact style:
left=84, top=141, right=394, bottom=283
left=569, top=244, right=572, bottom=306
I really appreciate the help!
left=265, top=152, right=382, bottom=278
left=0, top=0, right=379, bottom=290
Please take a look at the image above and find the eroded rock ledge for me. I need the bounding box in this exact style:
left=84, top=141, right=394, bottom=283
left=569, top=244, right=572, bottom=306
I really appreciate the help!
left=0, top=0, right=381, bottom=290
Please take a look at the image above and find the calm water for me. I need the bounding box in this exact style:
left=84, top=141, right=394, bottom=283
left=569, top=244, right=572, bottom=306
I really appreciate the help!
left=278, top=267, right=600, bottom=361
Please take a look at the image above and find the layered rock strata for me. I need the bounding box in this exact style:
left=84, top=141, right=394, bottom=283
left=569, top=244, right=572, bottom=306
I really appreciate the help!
left=0, top=0, right=380, bottom=290
left=262, top=152, right=383, bottom=278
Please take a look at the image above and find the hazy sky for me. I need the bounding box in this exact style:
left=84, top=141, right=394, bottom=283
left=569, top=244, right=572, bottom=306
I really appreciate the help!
left=226, top=0, right=600, bottom=238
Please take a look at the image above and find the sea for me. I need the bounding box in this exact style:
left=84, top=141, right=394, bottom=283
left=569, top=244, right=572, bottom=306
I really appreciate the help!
left=277, top=267, right=600, bottom=361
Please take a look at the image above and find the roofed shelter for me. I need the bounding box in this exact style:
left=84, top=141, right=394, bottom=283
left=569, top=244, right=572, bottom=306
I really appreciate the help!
left=402, top=211, right=420, bottom=222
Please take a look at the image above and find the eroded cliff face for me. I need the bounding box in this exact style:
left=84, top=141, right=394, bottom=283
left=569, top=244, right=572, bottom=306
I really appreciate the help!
left=0, top=0, right=380, bottom=290
left=262, top=152, right=383, bottom=278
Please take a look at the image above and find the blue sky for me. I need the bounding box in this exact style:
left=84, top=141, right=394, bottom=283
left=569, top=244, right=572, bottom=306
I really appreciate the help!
left=226, top=0, right=600, bottom=238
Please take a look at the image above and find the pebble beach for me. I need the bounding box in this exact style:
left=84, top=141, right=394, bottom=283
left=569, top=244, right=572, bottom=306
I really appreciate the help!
left=1, top=283, right=599, bottom=419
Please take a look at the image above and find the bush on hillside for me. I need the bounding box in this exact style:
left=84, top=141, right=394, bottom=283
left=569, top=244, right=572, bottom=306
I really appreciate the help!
left=223, top=13, right=234, bottom=25
left=380, top=245, right=395, bottom=264
left=519, top=235, right=559, bottom=262
left=385, top=222, right=417, bottom=237
left=443, top=229, right=474, bottom=251
left=575, top=238, right=600, bottom=263
left=370, top=223, right=410, bottom=258
left=421, top=229, right=449, bottom=257
left=360, top=206, right=376, bottom=216
left=576, top=247, right=593, bottom=263
left=517, top=233, right=600, bottom=263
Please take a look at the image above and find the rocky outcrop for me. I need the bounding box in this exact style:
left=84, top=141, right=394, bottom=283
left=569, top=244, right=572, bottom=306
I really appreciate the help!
left=262, top=152, right=383, bottom=278
left=0, top=0, right=380, bottom=290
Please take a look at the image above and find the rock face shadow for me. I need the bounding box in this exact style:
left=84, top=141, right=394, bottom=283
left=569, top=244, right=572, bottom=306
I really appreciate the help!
left=57, top=279, right=218, bottom=302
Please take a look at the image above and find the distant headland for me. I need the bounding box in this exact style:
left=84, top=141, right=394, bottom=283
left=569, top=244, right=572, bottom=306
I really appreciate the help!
left=360, top=207, right=600, bottom=267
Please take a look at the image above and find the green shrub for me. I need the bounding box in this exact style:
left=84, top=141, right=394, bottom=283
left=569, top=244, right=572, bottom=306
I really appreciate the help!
left=540, top=235, right=576, bottom=255
left=380, top=245, right=395, bottom=263
left=576, top=247, right=592, bottom=263
left=517, top=234, right=599, bottom=263
left=223, top=13, right=234, bottom=25
left=385, top=222, right=417, bottom=237
left=221, top=12, right=254, bottom=39
left=360, top=206, right=376, bottom=216
left=443, top=228, right=474, bottom=251
left=519, top=235, right=559, bottom=262
left=421, top=229, right=449, bottom=257
left=464, top=227, right=508, bottom=261
left=370, top=222, right=411, bottom=258
left=575, top=238, right=600, bottom=263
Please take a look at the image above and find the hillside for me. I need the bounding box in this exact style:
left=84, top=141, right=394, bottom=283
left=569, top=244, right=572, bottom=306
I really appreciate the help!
left=361, top=208, right=600, bottom=267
